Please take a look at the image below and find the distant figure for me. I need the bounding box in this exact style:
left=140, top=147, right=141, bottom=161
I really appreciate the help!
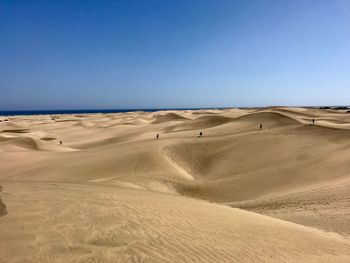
left=260, top=123, right=263, bottom=130
left=156, top=133, right=159, bottom=140
left=312, top=118, right=315, bottom=125
left=60, top=140, right=62, bottom=145
left=199, top=131, right=203, bottom=137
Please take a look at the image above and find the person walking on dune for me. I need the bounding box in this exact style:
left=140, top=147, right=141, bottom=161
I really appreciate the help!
left=199, top=131, right=203, bottom=137
left=312, top=118, right=315, bottom=125
left=156, top=133, right=159, bottom=140
left=260, top=123, right=262, bottom=130
left=60, top=140, right=62, bottom=145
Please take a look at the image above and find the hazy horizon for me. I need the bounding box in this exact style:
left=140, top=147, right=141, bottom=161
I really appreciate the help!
left=1, top=0, right=350, bottom=110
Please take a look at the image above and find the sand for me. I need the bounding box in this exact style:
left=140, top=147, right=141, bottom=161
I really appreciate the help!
left=0, top=107, right=350, bottom=262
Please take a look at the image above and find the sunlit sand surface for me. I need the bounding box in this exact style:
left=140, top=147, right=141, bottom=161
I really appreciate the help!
left=1, top=107, right=350, bottom=262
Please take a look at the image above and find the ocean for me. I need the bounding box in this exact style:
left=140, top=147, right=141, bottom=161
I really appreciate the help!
left=0, top=109, right=162, bottom=116
left=0, top=108, right=227, bottom=116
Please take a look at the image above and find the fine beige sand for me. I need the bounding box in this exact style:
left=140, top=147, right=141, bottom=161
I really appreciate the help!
left=1, top=107, right=350, bottom=262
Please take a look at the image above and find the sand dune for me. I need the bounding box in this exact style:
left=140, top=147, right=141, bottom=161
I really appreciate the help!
left=0, top=136, right=39, bottom=150
left=152, top=112, right=189, bottom=124
left=1, top=107, right=350, bottom=262
left=1, top=182, right=350, bottom=263
left=163, top=115, right=234, bottom=133
left=235, top=111, right=300, bottom=126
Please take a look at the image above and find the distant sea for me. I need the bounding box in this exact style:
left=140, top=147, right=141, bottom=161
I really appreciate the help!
left=0, top=108, right=227, bottom=116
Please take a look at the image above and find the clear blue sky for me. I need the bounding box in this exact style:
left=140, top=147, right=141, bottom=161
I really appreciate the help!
left=1, top=0, right=349, bottom=110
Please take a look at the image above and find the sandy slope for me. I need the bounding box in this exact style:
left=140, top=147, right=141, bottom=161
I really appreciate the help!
left=1, top=107, right=350, bottom=262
